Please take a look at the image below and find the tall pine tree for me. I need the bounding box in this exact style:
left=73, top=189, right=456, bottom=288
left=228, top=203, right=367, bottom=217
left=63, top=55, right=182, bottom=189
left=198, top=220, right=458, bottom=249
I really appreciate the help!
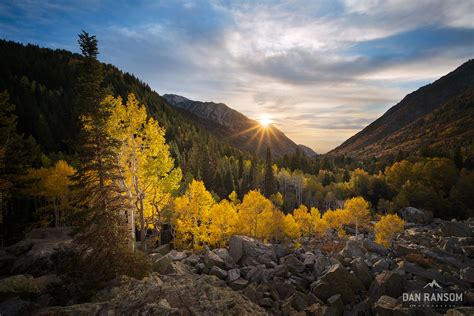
left=73, top=31, right=148, bottom=283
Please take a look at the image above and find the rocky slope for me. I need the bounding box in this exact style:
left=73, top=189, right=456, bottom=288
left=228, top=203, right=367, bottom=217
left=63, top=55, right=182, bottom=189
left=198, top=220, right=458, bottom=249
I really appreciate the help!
left=329, top=59, right=474, bottom=159
left=163, top=94, right=316, bottom=157
left=0, top=213, right=473, bottom=315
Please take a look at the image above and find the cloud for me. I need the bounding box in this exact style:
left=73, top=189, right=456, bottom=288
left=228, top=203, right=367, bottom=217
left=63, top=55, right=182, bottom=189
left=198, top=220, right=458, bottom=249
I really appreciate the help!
left=0, top=0, right=473, bottom=153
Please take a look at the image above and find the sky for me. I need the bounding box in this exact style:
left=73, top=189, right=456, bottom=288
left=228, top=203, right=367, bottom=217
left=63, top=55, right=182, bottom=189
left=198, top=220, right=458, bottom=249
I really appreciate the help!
left=1, top=1, right=473, bottom=153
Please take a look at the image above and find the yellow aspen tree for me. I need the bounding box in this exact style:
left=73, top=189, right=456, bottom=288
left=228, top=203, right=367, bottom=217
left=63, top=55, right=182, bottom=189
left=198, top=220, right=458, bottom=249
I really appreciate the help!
left=236, top=190, right=274, bottom=239
left=208, top=199, right=237, bottom=247
left=344, top=197, right=371, bottom=235
left=23, top=161, right=75, bottom=227
left=107, top=93, right=181, bottom=250
left=321, top=208, right=349, bottom=237
left=283, top=213, right=301, bottom=240
left=375, top=214, right=405, bottom=246
left=293, top=204, right=311, bottom=237
left=172, top=180, right=214, bottom=249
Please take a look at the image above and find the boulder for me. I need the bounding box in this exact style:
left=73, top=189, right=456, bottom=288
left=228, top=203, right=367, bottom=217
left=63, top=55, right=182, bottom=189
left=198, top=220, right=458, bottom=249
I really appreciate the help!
left=339, top=240, right=365, bottom=258
left=0, top=297, right=34, bottom=315
left=204, top=249, right=225, bottom=269
left=150, top=243, right=171, bottom=255
left=209, top=266, right=228, bottom=280
left=460, top=267, right=474, bottom=283
left=350, top=258, right=372, bottom=289
left=313, top=255, right=337, bottom=277
left=305, top=303, right=338, bottom=316
left=440, top=222, right=472, bottom=237
left=311, top=264, right=365, bottom=304
left=373, top=295, right=399, bottom=316
left=0, top=273, right=61, bottom=299
left=227, top=268, right=241, bottom=283
left=326, top=294, right=344, bottom=315
left=26, top=227, right=73, bottom=240
left=399, top=261, right=446, bottom=284
left=373, top=258, right=391, bottom=273
left=152, top=255, right=176, bottom=275
left=271, top=277, right=296, bottom=301
left=6, top=239, right=34, bottom=256
left=398, top=207, right=432, bottom=224
left=182, top=253, right=200, bottom=266
left=281, top=254, right=305, bottom=274
left=213, top=248, right=236, bottom=269
left=368, top=270, right=403, bottom=299
left=363, top=238, right=389, bottom=256
left=228, top=235, right=277, bottom=267
left=168, top=250, right=188, bottom=261
left=229, top=278, right=248, bottom=291
left=284, top=290, right=313, bottom=312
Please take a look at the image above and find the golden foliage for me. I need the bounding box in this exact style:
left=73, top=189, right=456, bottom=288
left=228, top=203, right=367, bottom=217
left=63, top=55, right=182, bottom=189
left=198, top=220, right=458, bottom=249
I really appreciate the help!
left=374, top=214, right=405, bottom=246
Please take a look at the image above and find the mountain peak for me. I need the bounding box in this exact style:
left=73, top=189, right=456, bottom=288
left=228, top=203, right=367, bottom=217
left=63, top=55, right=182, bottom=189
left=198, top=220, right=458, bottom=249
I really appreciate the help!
left=163, top=94, right=311, bottom=157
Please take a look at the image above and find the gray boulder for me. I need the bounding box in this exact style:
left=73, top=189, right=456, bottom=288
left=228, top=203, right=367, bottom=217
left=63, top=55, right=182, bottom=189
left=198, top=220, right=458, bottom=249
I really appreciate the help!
left=440, top=222, right=473, bottom=237
left=151, top=244, right=171, bottom=255
left=227, top=268, right=240, bottom=283
left=281, top=254, right=305, bottom=274
left=204, top=248, right=225, bottom=269
left=229, top=278, right=248, bottom=291
left=152, top=255, right=176, bottom=275
left=339, top=240, right=365, bottom=258
left=209, top=266, right=228, bottom=280
left=398, top=207, right=432, bottom=224
left=350, top=258, right=372, bottom=289
left=460, top=267, right=474, bottom=283
left=213, top=248, right=236, bottom=269
left=368, top=270, right=403, bottom=299
left=168, top=250, right=188, bottom=261
left=311, top=264, right=365, bottom=304
left=228, top=235, right=277, bottom=267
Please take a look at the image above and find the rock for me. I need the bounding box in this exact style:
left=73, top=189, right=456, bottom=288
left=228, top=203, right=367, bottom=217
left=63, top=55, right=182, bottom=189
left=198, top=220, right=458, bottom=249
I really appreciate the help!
left=204, top=248, right=225, bottom=269
left=460, top=267, right=474, bottom=283
left=246, top=265, right=266, bottom=283
left=6, top=239, right=34, bottom=256
left=271, top=277, right=296, bottom=301
left=373, top=295, right=399, bottom=316
left=0, top=273, right=60, bottom=299
left=313, top=255, right=336, bottom=277
left=228, top=235, right=277, bottom=267
left=151, top=243, right=171, bottom=255
left=0, top=252, right=17, bottom=276
left=273, top=264, right=289, bottom=277
left=373, top=258, right=391, bottom=273
left=281, top=254, right=305, bottom=274
left=440, top=222, right=473, bottom=237
left=152, top=255, right=176, bottom=275
left=182, top=253, right=200, bottom=266
left=213, top=248, right=236, bottom=269
left=350, top=258, right=372, bottom=289
left=0, top=296, right=34, bottom=315
left=311, top=264, right=365, bottom=304
left=227, top=268, right=240, bottom=283
left=446, top=307, right=474, bottom=315
left=168, top=249, right=188, bottom=261
left=209, top=266, right=228, bottom=280
left=26, top=227, right=73, bottom=240
left=363, top=238, right=389, bottom=256
left=339, top=240, right=365, bottom=258
left=461, top=246, right=474, bottom=258
left=368, top=270, right=403, bottom=299
left=229, top=278, right=248, bottom=291
left=286, top=291, right=312, bottom=312
left=398, top=207, right=432, bottom=224
left=258, top=297, right=273, bottom=308
left=305, top=303, right=338, bottom=316
left=326, top=294, right=344, bottom=315
left=399, top=261, right=446, bottom=284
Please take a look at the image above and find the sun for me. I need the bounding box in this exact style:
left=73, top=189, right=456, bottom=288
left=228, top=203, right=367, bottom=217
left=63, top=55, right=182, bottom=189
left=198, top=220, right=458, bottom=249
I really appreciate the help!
left=258, top=117, right=272, bottom=127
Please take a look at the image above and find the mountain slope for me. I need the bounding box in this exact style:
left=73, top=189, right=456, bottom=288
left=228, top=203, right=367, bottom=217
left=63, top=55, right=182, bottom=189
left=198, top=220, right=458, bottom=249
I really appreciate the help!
left=163, top=94, right=310, bottom=157
left=329, top=60, right=474, bottom=158
left=0, top=39, right=244, bottom=169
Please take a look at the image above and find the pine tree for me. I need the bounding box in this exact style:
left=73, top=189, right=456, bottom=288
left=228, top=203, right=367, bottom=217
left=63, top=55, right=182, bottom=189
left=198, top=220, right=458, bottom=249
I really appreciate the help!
left=264, top=147, right=275, bottom=197
left=73, top=31, right=148, bottom=283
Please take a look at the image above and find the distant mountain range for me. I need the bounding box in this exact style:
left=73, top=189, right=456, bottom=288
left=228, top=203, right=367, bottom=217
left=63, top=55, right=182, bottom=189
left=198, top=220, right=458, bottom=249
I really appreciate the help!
left=329, top=59, right=474, bottom=158
left=163, top=94, right=317, bottom=157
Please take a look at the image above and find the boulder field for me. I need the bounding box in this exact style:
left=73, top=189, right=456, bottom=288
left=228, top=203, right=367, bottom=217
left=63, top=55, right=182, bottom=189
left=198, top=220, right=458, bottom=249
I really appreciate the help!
left=0, top=214, right=473, bottom=315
